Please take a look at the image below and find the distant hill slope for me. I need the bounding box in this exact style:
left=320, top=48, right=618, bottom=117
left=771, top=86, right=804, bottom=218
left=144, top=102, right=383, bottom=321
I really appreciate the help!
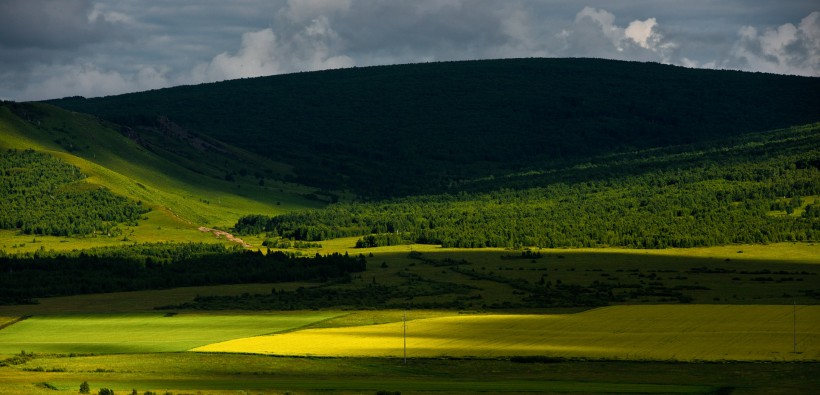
left=0, top=102, right=320, bottom=231
left=49, top=58, right=820, bottom=198
left=235, top=123, right=820, bottom=249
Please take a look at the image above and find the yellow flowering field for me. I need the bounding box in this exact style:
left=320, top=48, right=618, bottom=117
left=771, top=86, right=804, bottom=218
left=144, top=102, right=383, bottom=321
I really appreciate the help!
left=193, top=305, right=820, bottom=361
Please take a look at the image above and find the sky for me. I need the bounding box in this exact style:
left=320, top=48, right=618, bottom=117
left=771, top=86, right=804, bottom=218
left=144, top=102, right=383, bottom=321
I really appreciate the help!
left=1, top=0, right=818, bottom=101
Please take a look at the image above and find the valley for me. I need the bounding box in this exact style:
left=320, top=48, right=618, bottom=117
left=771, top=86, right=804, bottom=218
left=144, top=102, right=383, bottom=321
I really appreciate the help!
left=1, top=58, right=818, bottom=394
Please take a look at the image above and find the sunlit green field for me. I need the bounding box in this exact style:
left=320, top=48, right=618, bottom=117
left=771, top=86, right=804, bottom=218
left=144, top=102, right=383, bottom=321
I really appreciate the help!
left=194, top=305, right=820, bottom=361
left=0, top=313, right=339, bottom=354
left=0, top=311, right=818, bottom=394
left=1, top=244, right=819, bottom=393
left=4, top=305, right=813, bottom=362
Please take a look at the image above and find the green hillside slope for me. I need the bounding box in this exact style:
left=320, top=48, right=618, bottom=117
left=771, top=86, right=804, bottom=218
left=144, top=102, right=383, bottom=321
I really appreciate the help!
left=0, top=149, right=147, bottom=236
left=0, top=101, right=320, bottom=250
left=236, top=123, right=820, bottom=249
left=49, top=58, right=820, bottom=198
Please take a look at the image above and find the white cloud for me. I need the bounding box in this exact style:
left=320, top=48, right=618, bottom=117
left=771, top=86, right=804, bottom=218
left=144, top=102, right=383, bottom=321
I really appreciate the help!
left=189, top=25, right=355, bottom=84
left=19, top=63, right=169, bottom=100
left=191, top=29, right=283, bottom=82
left=575, top=6, right=623, bottom=50
left=189, top=3, right=357, bottom=84
left=625, top=18, right=657, bottom=49
left=559, top=7, right=677, bottom=62
left=728, top=11, right=820, bottom=76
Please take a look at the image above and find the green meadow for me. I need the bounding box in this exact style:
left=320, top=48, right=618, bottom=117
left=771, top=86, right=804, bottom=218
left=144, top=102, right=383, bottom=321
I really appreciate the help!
left=1, top=353, right=750, bottom=395
left=0, top=242, right=816, bottom=393
left=0, top=313, right=340, bottom=354
left=196, top=305, right=820, bottom=361
left=0, top=312, right=820, bottom=395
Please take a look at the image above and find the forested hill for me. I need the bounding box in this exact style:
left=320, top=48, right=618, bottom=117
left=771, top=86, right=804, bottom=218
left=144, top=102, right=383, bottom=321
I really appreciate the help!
left=48, top=58, right=820, bottom=198
left=235, top=123, right=820, bottom=249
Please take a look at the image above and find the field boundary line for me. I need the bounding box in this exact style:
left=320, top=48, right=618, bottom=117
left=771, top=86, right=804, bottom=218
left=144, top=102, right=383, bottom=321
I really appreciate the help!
left=0, top=315, right=30, bottom=332
left=258, top=312, right=349, bottom=336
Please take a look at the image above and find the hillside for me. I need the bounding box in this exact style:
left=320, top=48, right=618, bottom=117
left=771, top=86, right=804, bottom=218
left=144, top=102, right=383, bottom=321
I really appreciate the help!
left=49, top=58, right=820, bottom=198
left=0, top=101, right=320, bottom=250
left=236, top=123, right=820, bottom=249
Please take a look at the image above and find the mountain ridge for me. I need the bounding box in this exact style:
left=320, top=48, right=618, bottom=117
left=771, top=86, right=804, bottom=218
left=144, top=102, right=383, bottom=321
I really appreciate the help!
left=47, top=58, right=820, bottom=198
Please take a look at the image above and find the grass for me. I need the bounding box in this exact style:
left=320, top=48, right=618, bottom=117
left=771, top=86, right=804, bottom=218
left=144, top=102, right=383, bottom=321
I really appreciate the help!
left=0, top=317, right=17, bottom=328
left=1, top=243, right=817, bottom=316
left=246, top=241, right=820, bottom=308
left=0, top=283, right=320, bottom=316
left=3, top=353, right=819, bottom=394
left=308, top=237, right=820, bottom=264
left=0, top=103, right=321, bottom=252
left=0, top=312, right=340, bottom=354
left=194, top=305, right=820, bottom=361
left=0, top=247, right=817, bottom=393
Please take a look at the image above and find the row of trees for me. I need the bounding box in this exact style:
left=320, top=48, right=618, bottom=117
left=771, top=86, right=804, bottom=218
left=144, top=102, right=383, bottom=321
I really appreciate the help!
left=0, top=243, right=366, bottom=304
left=235, top=126, right=820, bottom=249
left=0, top=149, right=148, bottom=236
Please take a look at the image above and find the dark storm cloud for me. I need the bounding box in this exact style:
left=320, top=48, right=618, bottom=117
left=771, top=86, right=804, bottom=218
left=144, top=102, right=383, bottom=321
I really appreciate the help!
left=1, top=0, right=818, bottom=101
left=0, top=0, right=118, bottom=49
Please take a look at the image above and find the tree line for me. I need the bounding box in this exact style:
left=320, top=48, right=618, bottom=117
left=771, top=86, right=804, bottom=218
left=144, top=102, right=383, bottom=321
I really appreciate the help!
left=0, top=149, right=148, bottom=236
left=235, top=125, right=820, bottom=249
left=0, top=242, right=366, bottom=304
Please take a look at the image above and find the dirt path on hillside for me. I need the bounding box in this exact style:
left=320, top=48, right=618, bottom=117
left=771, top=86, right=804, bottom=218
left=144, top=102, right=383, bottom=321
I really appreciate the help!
left=198, top=226, right=252, bottom=248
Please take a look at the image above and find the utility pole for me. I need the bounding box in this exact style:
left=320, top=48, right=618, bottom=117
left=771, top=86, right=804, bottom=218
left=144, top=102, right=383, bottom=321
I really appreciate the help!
left=403, top=309, right=407, bottom=365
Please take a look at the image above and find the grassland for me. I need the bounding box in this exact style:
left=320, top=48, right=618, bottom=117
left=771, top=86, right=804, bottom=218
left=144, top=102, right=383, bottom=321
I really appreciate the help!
left=306, top=237, right=820, bottom=264
left=1, top=242, right=819, bottom=393
left=193, top=305, right=819, bottom=361
left=1, top=243, right=817, bottom=315
left=0, top=333, right=818, bottom=394
left=7, top=353, right=790, bottom=395
left=0, top=312, right=339, bottom=354
left=207, top=241, right=819, bottom=308
left=0, top=283, right=318, bottom=315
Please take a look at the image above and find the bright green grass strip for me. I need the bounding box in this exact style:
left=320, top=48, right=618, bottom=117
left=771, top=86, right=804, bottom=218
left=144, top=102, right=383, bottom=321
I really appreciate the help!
left=197, top=305, right=820, bottom=361
left=0, top=313, right=339, bottom=354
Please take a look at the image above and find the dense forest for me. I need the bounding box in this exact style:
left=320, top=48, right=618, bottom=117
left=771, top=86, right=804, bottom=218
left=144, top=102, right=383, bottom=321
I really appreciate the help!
left=0, top=149, right=147, bottom=236
left=236, top=124, right=820, bottom=249
left=49, top=58, right=820, bottom=198
left=0, top=243, right=366, bottom=304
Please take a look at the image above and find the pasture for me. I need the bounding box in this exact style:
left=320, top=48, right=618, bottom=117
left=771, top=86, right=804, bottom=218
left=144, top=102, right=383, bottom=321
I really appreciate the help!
left=195, top=305, right=820, bottom=361
left=1, top=243, right=819, bottom=393
left=4, top=353, right=776, bottom=395
left=195, top=241, right=820, bottom=308
left=0, top=312, right=339, bottom=354
left=1, top=243, right=818, bottom=315
left=1, top=345, right=818, bottom=394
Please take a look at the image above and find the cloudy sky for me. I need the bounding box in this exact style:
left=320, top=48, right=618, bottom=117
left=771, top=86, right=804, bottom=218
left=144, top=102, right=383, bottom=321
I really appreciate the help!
left=1, top=0, right=818, bottom=101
